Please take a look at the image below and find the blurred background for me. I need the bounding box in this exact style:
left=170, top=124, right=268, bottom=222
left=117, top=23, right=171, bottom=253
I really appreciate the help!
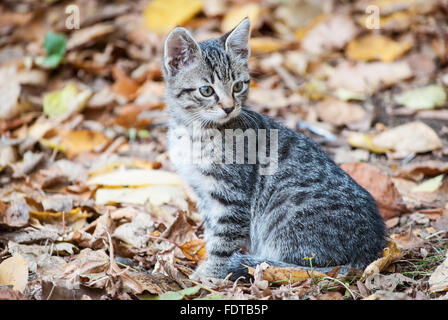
left=1, top=0, right=448, bottom=300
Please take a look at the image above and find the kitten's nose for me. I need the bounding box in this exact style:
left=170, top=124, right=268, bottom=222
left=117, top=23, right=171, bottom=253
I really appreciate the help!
left=223, top=107, right=234, bottom=115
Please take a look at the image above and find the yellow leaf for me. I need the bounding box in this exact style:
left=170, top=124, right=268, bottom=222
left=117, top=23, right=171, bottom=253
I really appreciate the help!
left=221, top=3, right=261, bottom=32
left=411, top=174, right=444, bottom=193
left=43, top=83, right=92, bottom=119
left=94, top=185, right=185, bottom=206
left=371, top=121, right=442, bottom=157
left=303, top=79, right=327, bottom=101
left=347, top=132, right=390, bottom=153
left=180, top=239, right=207, bottom=262
left=88, top=160, right=160, bottom=178
left=247, top=265, right=328, bottom=284
left=294, top=14, right=328, bottom=41
left=0, top=254, right=29, bottom=292
left=346, top=34, right=412, bottom=62
left=360, top=240, right=401, bottom=281
left=249, top=37, right=286, bottom=54
left=143, top=0, right=203, bottom=34
left=88, top=168, right=184, bottom=187
left=59, top=129, right=110, bottom=158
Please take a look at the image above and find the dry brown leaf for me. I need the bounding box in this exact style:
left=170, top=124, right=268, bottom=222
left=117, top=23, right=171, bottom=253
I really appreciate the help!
left=59, top=129, right=110, bottom=158
left=390, top=231, right=425, bottom=250
left=397, top=160, right=448, bottom=181
left=0, top=254, right=29, bottom=293
left=361, top=240, right=402, bottom=281
left=301, top=15, right=358, bottom=55
left=0, top=198, right=30, bottom=227
left=429, top=252, right=448, bottom=293
left=112, top=69, right=140, bottom=101
left=372, top=122, right=442, bottom=158
left=316, top=98, right=367, bottom=126
left=328, top=61, right=413, bottom=94
left=112, top=212, right=155, bottom=248
left=66, top=23, right=114, bottom=50
left=0, top=286, right=28, bottom=300
left=247, top=264, right=327, bottom=284
left=179, top=239, right=206, bottom=263
left=341, top=162, right=408, bottom=219
left=0, top=66, right=21, bottom=120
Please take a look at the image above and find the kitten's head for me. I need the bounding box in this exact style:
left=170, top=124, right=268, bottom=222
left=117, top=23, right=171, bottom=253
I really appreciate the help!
left=163, top=18, right=251, bottom=127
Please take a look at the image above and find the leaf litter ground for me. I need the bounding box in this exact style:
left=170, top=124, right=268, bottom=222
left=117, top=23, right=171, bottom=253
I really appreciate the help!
left=0, top=0, right=448, bottom=300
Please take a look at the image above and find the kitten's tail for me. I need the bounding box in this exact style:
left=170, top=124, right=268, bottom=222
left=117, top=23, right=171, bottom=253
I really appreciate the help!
left=228, top=252, right=349, bottom=281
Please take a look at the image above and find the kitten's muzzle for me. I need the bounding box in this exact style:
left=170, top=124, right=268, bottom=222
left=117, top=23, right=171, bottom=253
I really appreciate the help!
left=222, top=107, right=234, bottom=115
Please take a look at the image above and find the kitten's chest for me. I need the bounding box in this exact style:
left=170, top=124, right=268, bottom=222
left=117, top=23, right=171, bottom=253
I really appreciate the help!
left=167, top=125, right=221, bottom=192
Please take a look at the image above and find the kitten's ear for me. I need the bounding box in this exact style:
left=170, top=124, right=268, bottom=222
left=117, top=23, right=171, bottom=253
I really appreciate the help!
left=224, top=18, right=251, bottom=61
left=164, top=27, right=201, bottom=77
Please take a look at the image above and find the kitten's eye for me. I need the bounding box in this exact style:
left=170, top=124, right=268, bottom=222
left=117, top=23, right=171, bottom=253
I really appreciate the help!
left=233, top=81, right=244, bottom=93
left=199, top=86, right=214, bottom=97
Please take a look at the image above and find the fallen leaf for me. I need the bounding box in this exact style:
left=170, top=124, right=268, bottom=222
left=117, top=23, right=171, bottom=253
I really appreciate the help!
left=88, top=168, right=184, bottom=187
left=397, top=160, right=448, bottom=181
left=334, top=88, right=366, bottom=101
left=385, top=217, right=400, bottom=228
left=372, top=121, right=442, bottom=158
left=361, top=240, right=402, bottom=281
left=365, top=273, right=417, bottom=292
left=249, top=37, right=287, bottom=54
left=221, top=3, right=261, bottom=32
left=41, top=31, right=67, bottom=68
left=358, top=11, right=412, bottom=31
left=301, top=15, right=358, bottom=55
left=390, top=231, right=425, bottom=250
left=0, top=254, right=29, bottom=292
left=95, top=185, right=185, bottom=206
left=346, top=132, right=391, bottom=154
left=0, top=66, right=21, bottom=120
left=340, top=162, right=407, bottom=219
left=143, top=0, right=203, bottom=34
left=179, top=239, right=206, bottom=262
left=0, top=198, right=30, bottom=227
left=43, top=83, right=92, bottom=119
left=112, top=69, right=140, bottom=101
left=328, top=61, right=413, bottom=94
left=112, top=213, right=155, bottom=248
left=0, top=286, right=28, bottom=300
left=247, top=264, right=328, bottom=284
left=147, top=285, right=202, bottom=300
left=317, top=292, right=343, bottom=300
left=315, top=98, right=367, bottom=126
left=411, top=174, right=444, bottom=193
left=66, top=23, right=114, bottom=50
left=59, top=130, right=110, bottom=158
left=8, top=241, right=67, bottom=274
left=30, top=207, right=91, bottom=231
left=429, top=252, right=448, bottom=292
left=394, top=85, right=447, bottom=110
left=346, top=34, right=412, bottom=62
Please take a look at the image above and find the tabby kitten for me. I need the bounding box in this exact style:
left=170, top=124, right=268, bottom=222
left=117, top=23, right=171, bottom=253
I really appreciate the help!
left=162, top=18, right=386, bottom=280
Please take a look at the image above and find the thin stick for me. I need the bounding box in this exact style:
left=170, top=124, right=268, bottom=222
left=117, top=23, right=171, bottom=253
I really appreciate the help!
left=323, top=276, right=357, bottom=300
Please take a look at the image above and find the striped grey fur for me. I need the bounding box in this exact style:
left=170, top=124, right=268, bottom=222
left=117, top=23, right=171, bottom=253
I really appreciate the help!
left=162, top=18, right=386, bottom=280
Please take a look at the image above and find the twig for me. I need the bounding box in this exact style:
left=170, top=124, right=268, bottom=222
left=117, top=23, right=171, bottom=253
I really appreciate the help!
left=323, top=276, right=357, bottom=300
